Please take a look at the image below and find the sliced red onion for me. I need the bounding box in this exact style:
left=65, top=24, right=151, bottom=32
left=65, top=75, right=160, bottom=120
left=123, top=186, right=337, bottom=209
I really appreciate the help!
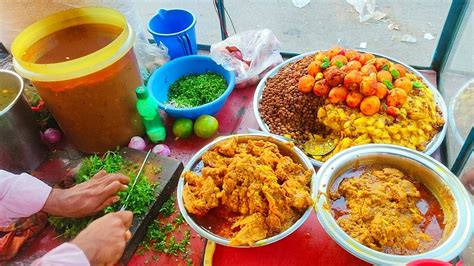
left=152, top=144, right=171, bottom=157
left=43, top=128, right=61, bottom=144
left=128, top=136, right=146, bottom=151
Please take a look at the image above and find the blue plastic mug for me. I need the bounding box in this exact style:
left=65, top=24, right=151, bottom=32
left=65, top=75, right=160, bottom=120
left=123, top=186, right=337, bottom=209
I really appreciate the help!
left=148, top=9, right=197, bottom=60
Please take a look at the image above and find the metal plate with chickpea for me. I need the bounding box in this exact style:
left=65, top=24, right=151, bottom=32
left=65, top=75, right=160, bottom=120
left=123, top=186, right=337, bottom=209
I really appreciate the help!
left=253, top=49, right=447, bottom=167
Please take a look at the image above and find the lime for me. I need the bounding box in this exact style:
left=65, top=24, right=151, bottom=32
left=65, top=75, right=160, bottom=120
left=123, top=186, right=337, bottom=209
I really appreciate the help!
left=172, top=118, right=194, bottom=139
left=194, top=115, right=219, bottom=138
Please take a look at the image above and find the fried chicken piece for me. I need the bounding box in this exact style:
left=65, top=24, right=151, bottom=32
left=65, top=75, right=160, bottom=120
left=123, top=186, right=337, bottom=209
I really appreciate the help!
left=214, top=137, right=238, bottom=157
left=183, top=172, right=220, bottom=216
left=247, top=140, right=280, bottom=156
left=202, top=150, right=229, bottom=168
left=229, top=213, right=269, bottom=246
left=275, top=156, right=307, bottom=182
left=282, top=179, right=313, bottom=211
left=257, top=149, right=281, bottom=169
left=201, top=167, right=227, bottom=187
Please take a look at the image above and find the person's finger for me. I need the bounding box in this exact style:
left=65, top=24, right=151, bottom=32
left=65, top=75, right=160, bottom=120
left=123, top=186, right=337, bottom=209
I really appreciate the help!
left=104, top=173, right=130, bottom=185
left=115, top=211, right=133, bottom=228
left=91, top=170, right=107, bottom=180
left=125, top=230, right=132, bottom=241
left=96, top=196, right=120, bottom=211
left=102, top=181, right=124, bottom=198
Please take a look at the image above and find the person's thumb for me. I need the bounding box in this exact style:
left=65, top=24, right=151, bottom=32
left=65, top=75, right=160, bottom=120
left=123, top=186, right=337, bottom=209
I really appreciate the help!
left=114, top=211, right=133, bottom=228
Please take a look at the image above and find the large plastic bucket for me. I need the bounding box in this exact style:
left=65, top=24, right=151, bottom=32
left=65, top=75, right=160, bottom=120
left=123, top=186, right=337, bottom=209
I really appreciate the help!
left=12, top=7, right=144, bottom=154
left=148, top=9, right=197, bottom=59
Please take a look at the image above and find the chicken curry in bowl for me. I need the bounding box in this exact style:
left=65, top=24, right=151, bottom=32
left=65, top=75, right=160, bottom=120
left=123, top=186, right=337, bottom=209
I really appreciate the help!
left=179, top=135, right=315, bottom=246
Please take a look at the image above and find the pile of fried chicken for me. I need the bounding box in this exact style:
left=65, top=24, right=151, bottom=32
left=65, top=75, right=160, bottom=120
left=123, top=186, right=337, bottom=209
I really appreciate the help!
left=183, top=137, right=313, bottom=246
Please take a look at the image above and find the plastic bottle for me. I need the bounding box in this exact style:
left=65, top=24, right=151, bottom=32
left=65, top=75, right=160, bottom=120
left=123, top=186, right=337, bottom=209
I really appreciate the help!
left=135, top=86, right=166, bottom=142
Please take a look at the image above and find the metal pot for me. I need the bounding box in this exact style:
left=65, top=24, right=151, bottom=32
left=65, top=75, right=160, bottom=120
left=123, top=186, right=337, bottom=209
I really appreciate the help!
left=315, top=144, right=472, bottom=265
left=0, top=69, right=47, bottom=173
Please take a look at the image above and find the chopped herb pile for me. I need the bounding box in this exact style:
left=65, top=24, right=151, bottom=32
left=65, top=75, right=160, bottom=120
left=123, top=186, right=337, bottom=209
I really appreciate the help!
left=167, top=72, right=227, bottom=108
left=49, top=151, right=158, bottom=239
left=138, top=196, right=193, bottom=265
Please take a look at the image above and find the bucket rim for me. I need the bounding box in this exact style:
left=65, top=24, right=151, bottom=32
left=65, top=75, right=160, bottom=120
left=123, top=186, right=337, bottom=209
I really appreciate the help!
left=147, top=8, right=197, bottom=37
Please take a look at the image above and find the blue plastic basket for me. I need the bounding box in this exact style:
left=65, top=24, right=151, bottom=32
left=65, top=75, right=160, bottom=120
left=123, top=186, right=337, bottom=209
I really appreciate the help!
left=148, top=55, right=235, bottom=119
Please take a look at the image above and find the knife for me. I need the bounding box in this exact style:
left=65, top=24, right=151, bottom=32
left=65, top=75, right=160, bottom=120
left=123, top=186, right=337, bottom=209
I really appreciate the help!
left=119, top=149, right=153, bottom=211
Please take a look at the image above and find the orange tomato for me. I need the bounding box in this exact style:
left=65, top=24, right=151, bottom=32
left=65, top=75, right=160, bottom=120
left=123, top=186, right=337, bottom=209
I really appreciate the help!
left=374, top=58, right=390, bottom=71
left=313, top=79, right=331, bottom=97
left=360, top=76, right=378, bottom=96
left=346, top=61, right=362, bottom=71
left=307, top=61, right=322, bottom=77
left=360, top=64, right=377, bottom=76
left=331, top=55, right=348, bottom=66
left=359, top=53, right=375, bottom=65
left=343, top=70, right=363, bottom=91
left=298, top=75, right=315, bottom=93
left=328, top=86, right=349, bottom=104
left=360, top=96, right=381, bottom=116
left=345, top=50, right=360, bottom=61
left=394, top=77, right=412, bottom=93
left=386, top=88, right=408, bottom=107
left=391, top=64, right=406, bottom=77
left=375, top=82, right=388, bottom=99
left=327, top=47, right=343, bottom=59
left=377, top=70, right=393, bottom=83
left=346, top=91, right=364, bottom=108
left=315, top=52, right=327, bottom=62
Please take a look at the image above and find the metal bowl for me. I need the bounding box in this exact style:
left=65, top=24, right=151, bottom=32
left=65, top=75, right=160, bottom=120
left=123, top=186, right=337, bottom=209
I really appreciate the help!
left=315, top=144, right=472, bottom=264
left=253, top=50, right=448, bottom=167
left=176, top=133, right=317, bottom=247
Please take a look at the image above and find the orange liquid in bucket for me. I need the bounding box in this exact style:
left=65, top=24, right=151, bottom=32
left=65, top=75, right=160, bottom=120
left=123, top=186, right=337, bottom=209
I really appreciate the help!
left=20, top=22, right=144, bottom=153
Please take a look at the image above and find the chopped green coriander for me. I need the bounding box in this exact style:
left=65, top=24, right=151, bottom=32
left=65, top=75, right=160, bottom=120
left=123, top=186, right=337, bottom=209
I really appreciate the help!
left=167, top=72, right=227, bottom=108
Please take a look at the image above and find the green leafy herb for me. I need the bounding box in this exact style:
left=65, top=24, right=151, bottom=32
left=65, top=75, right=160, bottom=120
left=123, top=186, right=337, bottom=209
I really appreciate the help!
left=412, top=81, right=423, bottom=89
left=383, top=80, right=394, bottom=90
left=167, top=72, right=227, bottom=108
left=159, top=196, right=175, bottom=217
left=335, top=60, right=343, bottom=68
left=390, top=68, right=400, bottom=79
left=49, top=152, right=157, bottom=238
left=320, top=57, right=330, bottom=69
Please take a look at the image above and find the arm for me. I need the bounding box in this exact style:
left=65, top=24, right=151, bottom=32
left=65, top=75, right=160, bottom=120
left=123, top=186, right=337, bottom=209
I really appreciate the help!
left=0, top=170, right=51, bottom=227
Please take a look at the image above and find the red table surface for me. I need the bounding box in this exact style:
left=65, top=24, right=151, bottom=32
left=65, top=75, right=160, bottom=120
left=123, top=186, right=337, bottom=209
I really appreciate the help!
left=11, top=70, right=439, bottom=266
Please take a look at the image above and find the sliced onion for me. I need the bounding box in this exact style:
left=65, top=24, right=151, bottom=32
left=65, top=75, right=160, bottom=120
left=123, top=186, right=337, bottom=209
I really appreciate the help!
left=152, top=144, right=171, bottom=157
left=128, top=136, right=146, bottom=151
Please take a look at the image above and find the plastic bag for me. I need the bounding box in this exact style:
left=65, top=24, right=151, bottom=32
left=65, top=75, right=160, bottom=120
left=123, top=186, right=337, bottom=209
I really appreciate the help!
left=210, top=29, right=283, bottom=88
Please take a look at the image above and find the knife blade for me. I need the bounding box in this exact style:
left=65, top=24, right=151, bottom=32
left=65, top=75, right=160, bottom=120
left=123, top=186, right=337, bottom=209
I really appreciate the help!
left=119, top=149, right=153, bottom=211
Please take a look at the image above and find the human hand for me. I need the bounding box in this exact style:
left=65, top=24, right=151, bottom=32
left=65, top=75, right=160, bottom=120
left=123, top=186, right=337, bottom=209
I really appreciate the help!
left=460, top=168, right=474, bottom=194
left=43, top=170, right=129, bottom=218
left=71, top=211, right=133, bottom=265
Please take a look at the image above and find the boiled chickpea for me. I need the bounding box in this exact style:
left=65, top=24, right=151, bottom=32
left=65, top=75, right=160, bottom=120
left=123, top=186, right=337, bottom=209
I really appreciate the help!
left=391, top=64, right=406, bottom=77
left=360, top=96, right=381, bottom=116
left=328, top=86, right=349, bottom=104
left=327, top=47, right=343, bottom=59
left=315, top=52, right=327, bottom=62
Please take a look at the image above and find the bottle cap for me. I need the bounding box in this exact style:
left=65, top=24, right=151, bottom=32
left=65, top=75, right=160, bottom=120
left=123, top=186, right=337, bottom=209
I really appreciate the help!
left=135, top=86, right=149, bottom=99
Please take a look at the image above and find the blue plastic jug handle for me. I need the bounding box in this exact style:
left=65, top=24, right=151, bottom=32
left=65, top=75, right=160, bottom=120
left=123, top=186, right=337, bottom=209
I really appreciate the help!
left=177, top=34, right=194, bottom=55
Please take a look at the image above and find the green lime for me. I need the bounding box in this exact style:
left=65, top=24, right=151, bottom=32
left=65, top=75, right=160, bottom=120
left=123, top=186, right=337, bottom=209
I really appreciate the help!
left=194, top=115, right=219, bottom=139
left=172, top=118, right=194, bottom=139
